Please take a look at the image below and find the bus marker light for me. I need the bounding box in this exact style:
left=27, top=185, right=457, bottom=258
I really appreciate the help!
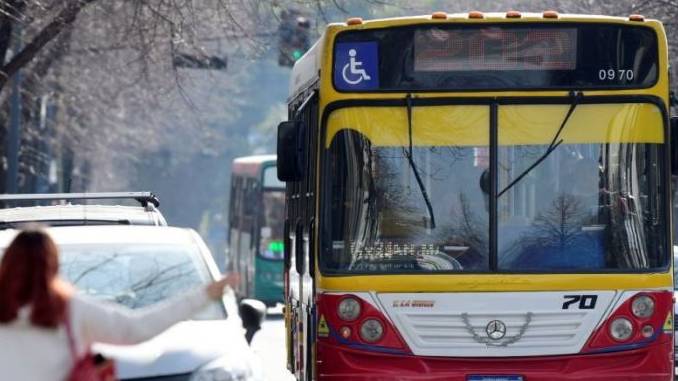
left=360, top=319, right=385, bottom=343
left=431, top=11, right=447, bottom=20
left=346, top=17, right=363, bottom=26
left=641, top=325, right=654, bottom=338
left=468, top=11, right=484, bottom=19
left=506, top=11, right=521, bottom=18
left=631, top=295, right=655, bottom=318
left=629, top=14, right=645, bottom=22
left=340, top=326, right=352, bottom=339
left=542, top=10, right=559, bottom=18
left=609, top=317, right=634, bottom=341
left=338, top=297, right=361, bottom=321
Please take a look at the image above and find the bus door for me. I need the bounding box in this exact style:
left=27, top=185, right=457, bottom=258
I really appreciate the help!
left=286, top=224, right=300, bottom=372
left=287, top=222, right=312, bottom=380
left=282, top=92, right=318, bottom=381
left=300, top=228, right=313, bottom=380
left=299, top=94, right=318, bottom=381
left=288, top=226, right=314, bottom=380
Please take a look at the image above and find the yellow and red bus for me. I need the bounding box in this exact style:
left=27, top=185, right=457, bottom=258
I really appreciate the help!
left=277, top=11, right=676, bottom=381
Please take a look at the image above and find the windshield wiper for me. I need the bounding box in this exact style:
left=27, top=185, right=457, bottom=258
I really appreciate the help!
left=404, top=93, right=436, bottom=229
left=497, top=91, right=582, bottom=198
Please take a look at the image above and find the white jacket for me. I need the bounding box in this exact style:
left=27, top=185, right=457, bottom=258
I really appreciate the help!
left=0, top=286, right=210, bottom=381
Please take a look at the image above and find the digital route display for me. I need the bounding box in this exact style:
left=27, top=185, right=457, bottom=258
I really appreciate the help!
left=333, top=23, right=658, bottom=91
left=413, top=28, right=577, bottom=72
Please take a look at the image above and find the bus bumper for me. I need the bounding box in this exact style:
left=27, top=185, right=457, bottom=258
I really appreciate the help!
left=316, top=339, right=674, bottom=380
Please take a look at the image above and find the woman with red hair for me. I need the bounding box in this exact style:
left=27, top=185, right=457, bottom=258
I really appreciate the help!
left=0, top=228, right=238, bottom=380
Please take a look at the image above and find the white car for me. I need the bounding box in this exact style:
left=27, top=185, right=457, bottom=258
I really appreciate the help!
left=0, top=225, right=264, bottom=381
left=0, top=192, right=167, bottom=227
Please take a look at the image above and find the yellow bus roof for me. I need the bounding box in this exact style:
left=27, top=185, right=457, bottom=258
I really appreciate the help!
left=326, top=12, right=660, bottom=29
left=288, top=13, right=667, bottom=101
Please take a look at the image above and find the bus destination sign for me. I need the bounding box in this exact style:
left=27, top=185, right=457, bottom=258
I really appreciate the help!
left=333, top=23, right=658, bottom=91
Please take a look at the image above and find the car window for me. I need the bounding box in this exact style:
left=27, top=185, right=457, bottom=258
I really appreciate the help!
left=59, top=242, right=226, bottom=320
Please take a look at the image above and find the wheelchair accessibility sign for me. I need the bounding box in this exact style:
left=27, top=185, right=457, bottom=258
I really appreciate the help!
left=334, top=42, right=379, bottom=90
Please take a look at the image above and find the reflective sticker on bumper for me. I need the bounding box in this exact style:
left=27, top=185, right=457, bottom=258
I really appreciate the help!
left=663, top=311, right=673, bottom=333
left=318, top=314, right=330, bottom=337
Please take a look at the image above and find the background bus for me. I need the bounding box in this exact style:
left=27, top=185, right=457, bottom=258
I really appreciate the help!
left=228, top=155, right=285, bottom=306
left=278, top=12, right=675, bottom=381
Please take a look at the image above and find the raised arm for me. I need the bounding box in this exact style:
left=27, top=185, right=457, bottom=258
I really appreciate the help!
left=73, top=274, right=239, bottom=346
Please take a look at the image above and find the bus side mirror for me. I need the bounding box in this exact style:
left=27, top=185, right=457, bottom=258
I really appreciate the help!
left=672, top=116, right=678, bottom=176
left=277, top=120, right=305, bottom=182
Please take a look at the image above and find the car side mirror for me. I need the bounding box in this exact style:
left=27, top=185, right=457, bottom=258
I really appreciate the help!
left=239, top=298, right=267, bottom=345
left=277, top=120, right=305, bottom=182
left=672, top=116, right=678, bottom=176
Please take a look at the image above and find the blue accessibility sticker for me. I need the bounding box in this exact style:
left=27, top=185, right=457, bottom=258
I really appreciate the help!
left=334, top=42, right=379, bottom=91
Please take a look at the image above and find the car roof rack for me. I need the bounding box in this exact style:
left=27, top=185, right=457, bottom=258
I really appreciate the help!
left=0, top=192, right=160, bottom=208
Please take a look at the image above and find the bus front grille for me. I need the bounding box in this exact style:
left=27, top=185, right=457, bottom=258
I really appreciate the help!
left=376, top=291, right=616, bottom=357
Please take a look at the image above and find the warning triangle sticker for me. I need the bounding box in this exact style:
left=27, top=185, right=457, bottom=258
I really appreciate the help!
left=663, top=312, right=673, bottom=332
left=318, top=314, right=330, bottom=337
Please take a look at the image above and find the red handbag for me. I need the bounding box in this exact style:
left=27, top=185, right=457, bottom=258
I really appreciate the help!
left=64, top=307, right=117, bottom=381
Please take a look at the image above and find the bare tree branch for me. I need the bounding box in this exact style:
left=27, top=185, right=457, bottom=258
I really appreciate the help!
left=0, top=0, right=95, bottom=92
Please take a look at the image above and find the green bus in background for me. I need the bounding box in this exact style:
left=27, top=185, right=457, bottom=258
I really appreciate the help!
left=228, top=155, right=285, bottom=305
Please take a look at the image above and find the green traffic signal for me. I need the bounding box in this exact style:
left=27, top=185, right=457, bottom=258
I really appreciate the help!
left=292, top=50, right=303, bottom=60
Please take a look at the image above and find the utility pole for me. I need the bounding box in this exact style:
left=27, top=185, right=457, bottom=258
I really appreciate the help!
left=5, top=24, right=22, bottom=194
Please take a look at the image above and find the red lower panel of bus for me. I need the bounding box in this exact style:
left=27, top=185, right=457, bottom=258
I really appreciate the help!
left=316, top=338, right=674, bottom=381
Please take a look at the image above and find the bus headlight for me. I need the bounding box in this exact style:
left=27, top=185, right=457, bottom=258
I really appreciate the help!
left=338, top=297, right=361, bottom=321
left=360, top=318, right=384, bottom=343
left=631, top=295, right=655, bottom=318
left=609, top=317, right=634, bottom=341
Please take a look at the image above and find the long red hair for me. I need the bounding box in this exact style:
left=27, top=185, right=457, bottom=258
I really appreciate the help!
left=0, top=229, right=69, bottom=327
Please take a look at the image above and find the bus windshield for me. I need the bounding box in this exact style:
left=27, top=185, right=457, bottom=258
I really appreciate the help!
left=259, top=189, right=285, bottom=260
left=322, top=102, right=667, bottom=274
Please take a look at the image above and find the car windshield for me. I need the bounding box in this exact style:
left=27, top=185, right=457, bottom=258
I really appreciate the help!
left=59, top=243, right=226, bottom=319
left=322, top=103, right=667, bottom=274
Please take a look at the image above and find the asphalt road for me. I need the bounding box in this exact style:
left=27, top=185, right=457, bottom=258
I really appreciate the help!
left=251, top=308, right=295, bottom=381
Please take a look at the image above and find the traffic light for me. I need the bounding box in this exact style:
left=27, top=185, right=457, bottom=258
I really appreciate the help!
left=278, top=10, right=311, bottom=67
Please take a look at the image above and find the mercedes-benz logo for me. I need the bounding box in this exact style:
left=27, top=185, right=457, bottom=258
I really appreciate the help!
left=485, top=320, right=507, bottom=340
left=462, top=313, right=532, bottom=346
